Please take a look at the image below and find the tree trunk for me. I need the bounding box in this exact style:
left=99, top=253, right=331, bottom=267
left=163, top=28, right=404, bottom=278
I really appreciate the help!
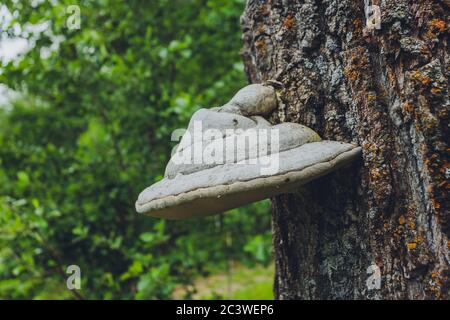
left=240, top=0, right=449, bottom=299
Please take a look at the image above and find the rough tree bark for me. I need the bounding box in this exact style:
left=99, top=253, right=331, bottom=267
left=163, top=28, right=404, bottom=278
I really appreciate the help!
left=240, top=0, right=449, bottom=299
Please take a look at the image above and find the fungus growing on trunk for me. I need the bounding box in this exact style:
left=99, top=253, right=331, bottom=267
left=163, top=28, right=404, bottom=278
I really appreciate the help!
left=136, top=84, right=361, bottom=219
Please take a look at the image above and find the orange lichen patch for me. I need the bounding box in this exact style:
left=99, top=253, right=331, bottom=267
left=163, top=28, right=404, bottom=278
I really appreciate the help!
left=426, top=19, right=446, bottom=39
left=344, top=68, right=358, bottom=82
left=254, top=39, right=266, bottom=49
left=431, top=87, right=442, bottom=93
left=370, top=167, right=389, bottom=182
left=430, top=19, right=446, bottom=32
left=371, top=168, right=382, bottom=178
left=352, top=18, right=364, bottom=37
left=407, top=242, right=417, bottom=250
left=399, top=215, right=406, bottom=225
left=362, top=142, right=375, bottom=152
left=414, top=123, right=421, bottom=131
left=411, top=70, right=432, bottom=86
left=413, top=234, right=424, bottom=244
left=421, top=77, right=431, bottom=85
left=408, top=221, right=416, bottom=230
left=424, top=153, right=448, bottom=214
left=283, top=14, right=295, bottom=29
left=343, top=47, right=369, bottom=83
left=257, top=25, right=266, bottom=34
left=353, top=18, right=362, bottom=28
left=431, top=272, right=439, bottom=279
left=432, top=198, right=441, bottom=210
left=254, top=38, right=268, bottom=56
left=447, top=240, right=450, bottom=248
left=402, top=102, right=414, bottom=115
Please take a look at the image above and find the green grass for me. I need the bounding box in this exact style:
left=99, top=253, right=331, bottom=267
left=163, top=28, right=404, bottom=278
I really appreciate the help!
left=232, top=279, right=273, bottom=300
left=172, top=263, right=274, bottom=300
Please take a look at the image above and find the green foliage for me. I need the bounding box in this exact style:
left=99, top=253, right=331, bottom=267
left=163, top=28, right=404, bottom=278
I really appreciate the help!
left=0, top=0, right=272, bottom=299
left=173, top=263, right=274, bottom=300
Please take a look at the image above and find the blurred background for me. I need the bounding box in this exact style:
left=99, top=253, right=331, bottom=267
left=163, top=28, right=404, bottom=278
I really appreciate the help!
left=0, top=0, right=273, bottom=299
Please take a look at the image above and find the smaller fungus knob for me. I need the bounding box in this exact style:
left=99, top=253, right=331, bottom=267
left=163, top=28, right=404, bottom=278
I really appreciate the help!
left=218, top=84, right=278, bottom=116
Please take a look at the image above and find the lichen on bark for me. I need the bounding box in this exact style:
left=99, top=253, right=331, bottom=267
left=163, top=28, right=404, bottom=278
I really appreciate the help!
left=241, top=0, right=449, bottom=299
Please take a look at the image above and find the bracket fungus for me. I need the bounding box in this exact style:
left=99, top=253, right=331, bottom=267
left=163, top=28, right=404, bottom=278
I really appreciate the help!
left=136, top=84, right=362, bottom=219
